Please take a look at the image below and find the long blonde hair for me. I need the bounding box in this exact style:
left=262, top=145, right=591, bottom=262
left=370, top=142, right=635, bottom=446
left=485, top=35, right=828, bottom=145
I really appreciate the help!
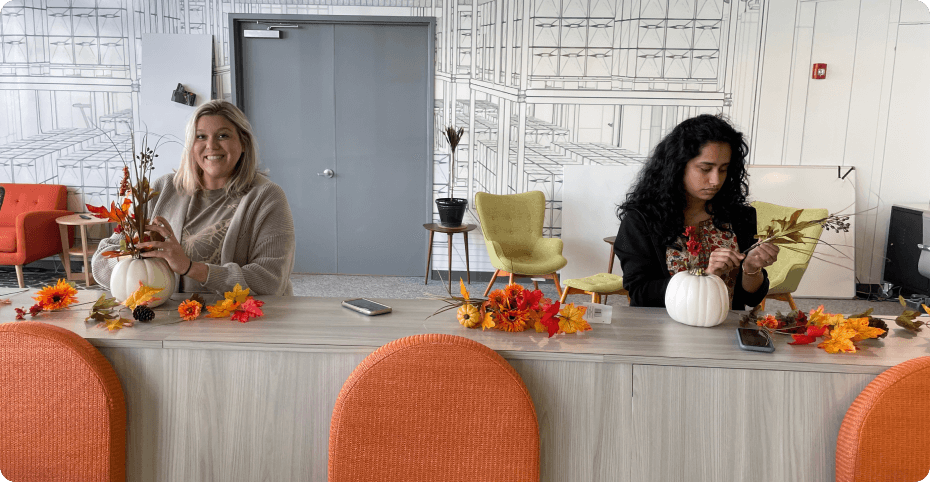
left=174, top=100, right=258, bottom=196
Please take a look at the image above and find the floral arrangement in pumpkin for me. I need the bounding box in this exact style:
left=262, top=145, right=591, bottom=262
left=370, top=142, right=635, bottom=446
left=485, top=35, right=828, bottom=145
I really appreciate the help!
left=85, top=132, right=163, bottom=258
left=682, top=225, right=703, bottom=272
left=430, top=280, right=591, bottom=337
left=12, top=278, right=79, bottom=320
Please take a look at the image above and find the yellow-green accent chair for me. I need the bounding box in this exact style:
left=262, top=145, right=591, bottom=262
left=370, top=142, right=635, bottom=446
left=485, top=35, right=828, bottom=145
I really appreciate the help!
left=559, top=273, right=629, bottom=304
left=751, top=201, right=829, bottom=311
left=475, top=191, right=567, bottom=297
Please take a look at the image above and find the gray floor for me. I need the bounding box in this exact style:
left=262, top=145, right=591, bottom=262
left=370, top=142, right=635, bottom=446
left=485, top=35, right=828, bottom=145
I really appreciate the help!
left=291, top=274, right=909, bottom=316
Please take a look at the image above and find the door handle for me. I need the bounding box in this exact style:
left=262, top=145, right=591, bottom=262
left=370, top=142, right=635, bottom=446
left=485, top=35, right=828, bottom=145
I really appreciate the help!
left=317, top=169, right=334, bottom=178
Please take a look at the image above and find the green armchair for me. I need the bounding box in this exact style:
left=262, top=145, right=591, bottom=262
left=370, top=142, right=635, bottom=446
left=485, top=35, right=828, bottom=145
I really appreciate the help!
left=751, top=201, right=829, bottom=310
left=475, top=191, right=567, bottom=297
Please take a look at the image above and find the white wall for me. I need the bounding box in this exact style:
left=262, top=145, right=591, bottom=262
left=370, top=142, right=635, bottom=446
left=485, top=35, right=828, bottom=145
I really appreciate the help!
left=752, top=0, right=930, bottom=284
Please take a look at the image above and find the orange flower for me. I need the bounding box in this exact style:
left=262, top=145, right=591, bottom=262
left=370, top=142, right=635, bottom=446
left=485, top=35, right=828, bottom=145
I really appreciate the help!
left=33, top=279, right=78, bottom=311
left=756, top=315, right=780, bottom=330
left=558, top=303, right=591, bottom=334
left=496, top=309, right=529, bottom=332
left=178, top=300, right=202, bottom=321
left=457, top=304, right=480, bottom=328
left=504, top=283, right=524, bottom=302
left=487, top=289, right=507, bottom=309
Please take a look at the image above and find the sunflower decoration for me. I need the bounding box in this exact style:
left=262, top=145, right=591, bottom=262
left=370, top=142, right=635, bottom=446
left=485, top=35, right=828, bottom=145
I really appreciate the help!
left=429, top=279, right=593, bottom=337
left=33, top=279, right=79, bottom=311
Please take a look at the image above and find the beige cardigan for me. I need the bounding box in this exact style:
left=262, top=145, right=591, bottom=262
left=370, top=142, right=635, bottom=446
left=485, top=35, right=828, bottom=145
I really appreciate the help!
left=91, top=173, right=296, bottom=296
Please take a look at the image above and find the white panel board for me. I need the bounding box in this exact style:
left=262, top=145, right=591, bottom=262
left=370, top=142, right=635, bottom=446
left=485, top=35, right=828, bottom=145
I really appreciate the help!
left=562, top=165, right=856, bottom=299
left=141, top=34, right=213, bottom=180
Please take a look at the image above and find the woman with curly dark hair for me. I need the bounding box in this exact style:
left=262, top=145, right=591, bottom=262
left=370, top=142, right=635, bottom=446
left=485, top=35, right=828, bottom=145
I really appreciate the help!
left=614, top=114, right=779, bottom=308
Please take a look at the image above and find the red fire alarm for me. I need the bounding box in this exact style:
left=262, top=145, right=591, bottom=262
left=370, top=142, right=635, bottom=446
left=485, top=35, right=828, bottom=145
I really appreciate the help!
left=812, top=63, right=827, bottom=79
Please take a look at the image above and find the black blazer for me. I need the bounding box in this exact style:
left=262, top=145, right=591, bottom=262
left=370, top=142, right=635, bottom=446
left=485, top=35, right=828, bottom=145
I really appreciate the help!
left=614, top=206, right=769, bottom=309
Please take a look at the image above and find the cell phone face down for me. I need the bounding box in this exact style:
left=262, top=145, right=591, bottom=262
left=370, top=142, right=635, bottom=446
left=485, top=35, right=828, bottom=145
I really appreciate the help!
left=736, top=328, right=775, bottom=353
left=342, top=298, right=392, bottom=316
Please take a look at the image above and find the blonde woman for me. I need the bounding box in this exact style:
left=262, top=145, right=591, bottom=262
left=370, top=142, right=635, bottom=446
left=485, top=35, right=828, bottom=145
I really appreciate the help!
left=92, top=100, right=296, bottom=295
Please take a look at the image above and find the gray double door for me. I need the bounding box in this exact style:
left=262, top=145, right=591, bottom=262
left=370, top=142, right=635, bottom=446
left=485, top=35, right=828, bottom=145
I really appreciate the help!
left=232, top=16, right=433, bottom=275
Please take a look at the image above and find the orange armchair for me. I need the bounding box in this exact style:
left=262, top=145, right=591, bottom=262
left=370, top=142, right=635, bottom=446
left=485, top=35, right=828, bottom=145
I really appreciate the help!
left=836, top=356, right=930, bottom=481
left=330, top=334, right=539, bottom=481
left=0, top=183, right=74, bottom=287
left=0, top=322, right=126, bottom=482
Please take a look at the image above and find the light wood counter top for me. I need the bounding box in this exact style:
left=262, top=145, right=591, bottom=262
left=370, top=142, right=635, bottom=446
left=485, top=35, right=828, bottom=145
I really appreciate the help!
left=8, top=289, right=929, bottom=375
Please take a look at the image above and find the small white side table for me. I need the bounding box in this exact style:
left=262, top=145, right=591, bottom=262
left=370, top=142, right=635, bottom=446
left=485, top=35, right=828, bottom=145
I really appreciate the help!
left=56, top=214, right=111, bottom=286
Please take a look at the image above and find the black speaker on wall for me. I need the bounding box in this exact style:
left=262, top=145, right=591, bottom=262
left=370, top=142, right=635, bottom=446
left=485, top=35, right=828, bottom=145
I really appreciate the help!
left=883, top=205, right=930, bottom=297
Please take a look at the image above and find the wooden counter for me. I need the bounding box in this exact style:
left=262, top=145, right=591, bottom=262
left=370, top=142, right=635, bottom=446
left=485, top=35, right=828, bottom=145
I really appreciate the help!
left=4, top=289, right=928, bottom=482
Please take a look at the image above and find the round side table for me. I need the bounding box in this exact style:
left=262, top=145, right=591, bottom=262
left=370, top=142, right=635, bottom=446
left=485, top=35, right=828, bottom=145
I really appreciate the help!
left=56, top=214, right=111, bottom=286
left=423, top=223, right=477, bottom=292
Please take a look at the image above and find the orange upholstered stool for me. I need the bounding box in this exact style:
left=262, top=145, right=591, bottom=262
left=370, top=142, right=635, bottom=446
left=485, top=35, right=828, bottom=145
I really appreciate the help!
left=0, top=322, right=126, bottom=482
left=836, top=356, right=930, bottom=481
left=329, top=334, right=539, bottom=481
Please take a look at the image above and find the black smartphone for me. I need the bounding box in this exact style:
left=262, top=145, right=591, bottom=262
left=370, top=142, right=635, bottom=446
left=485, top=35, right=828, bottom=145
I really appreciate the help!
left=736, top=327, right=775, bottom=353
left=341, top=298, right=392, bottom=316
left=79, top=214, right=92, bottom=220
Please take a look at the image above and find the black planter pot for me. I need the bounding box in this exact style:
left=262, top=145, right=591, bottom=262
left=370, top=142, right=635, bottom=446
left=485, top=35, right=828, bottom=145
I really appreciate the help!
left=436, top=198, right=468, bottom=227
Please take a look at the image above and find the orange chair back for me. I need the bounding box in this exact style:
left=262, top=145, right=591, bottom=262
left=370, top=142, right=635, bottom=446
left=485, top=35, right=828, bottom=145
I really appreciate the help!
left=329, top=334, right=539, bottom=482
left=836, top=356, right=930, bottom=481
left=0, top=322, right=126, bottom=482
left=0, top=183, right=68, bottom=227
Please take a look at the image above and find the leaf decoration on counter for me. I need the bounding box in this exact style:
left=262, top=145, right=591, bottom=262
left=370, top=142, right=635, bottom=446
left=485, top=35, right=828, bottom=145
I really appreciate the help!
left=86, top=294, right=121, bottom=324
left=895, top=296, right=926, bottom=333
left=103, top=317, right=134, bottom=332
left=123, top=282, right=162, bottom=310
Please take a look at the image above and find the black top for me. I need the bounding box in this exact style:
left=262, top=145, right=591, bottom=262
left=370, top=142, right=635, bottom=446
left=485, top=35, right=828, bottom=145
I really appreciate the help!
left=614, top=206, right=769, bottom=309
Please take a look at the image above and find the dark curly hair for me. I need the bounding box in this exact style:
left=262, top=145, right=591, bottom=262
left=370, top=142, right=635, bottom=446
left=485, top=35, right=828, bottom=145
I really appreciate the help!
left=617, top=114, right=750, bottom=248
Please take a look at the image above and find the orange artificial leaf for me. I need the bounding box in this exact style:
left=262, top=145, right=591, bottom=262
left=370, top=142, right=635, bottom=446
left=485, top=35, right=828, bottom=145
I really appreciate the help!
left=224, top=284, right=250, bottom=304
left=101, top=317, right=134, bottom=332
left=480, top=311, right=496, bottom=331
left=818, top=325, right=858, bottom=354
left=558, top=303, right=591, bottom=334
left=206, top=298, right=239, bottom=318
left=459, top=278, right=469, bottom=301
left=846, top=317, right=886, bottom=342
left=122, top=282, right=162, bottom=310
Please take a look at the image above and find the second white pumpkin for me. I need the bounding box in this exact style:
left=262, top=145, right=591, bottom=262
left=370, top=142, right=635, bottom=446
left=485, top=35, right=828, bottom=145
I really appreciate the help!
left=664, top=270, right=730, bottom=328
left=110, top=257, right=176, bottom=308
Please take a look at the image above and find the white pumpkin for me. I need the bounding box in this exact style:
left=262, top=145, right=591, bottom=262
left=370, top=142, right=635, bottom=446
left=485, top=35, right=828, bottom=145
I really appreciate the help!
left=665, top=270, right=730, bottom=328
left=110, top=257, right=176, bottom=308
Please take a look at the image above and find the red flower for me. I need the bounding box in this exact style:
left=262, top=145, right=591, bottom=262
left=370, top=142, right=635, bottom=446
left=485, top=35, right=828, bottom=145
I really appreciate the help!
left=114, top=224, right=123, bottom=234
left=14, top=307, right=26, bottom=320
left=29, top=304, right=42, bottom=316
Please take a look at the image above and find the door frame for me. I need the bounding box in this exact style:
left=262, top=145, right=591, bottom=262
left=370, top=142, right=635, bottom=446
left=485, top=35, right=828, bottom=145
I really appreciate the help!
left=229, top=14, right=436, bottom=273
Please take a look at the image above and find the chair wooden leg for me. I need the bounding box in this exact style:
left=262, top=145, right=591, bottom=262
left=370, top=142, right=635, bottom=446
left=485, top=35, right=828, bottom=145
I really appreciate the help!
left=551, top=273, right=562, bottom=299
left=15, top=265, right=25, bottom=288
left=533, top=280, right=539, bottom=291
left=785, top=293, right=798, bottom=311
left=592, top=293, right=600, bottom=304
left=483, top=270, right=501, bottom=297
left=508, top=272, right=515, bottom=286
left=559, top=287, right=574, bottom=303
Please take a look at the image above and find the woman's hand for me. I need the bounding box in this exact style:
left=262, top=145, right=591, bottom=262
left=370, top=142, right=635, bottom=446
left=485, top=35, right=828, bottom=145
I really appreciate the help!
left=136, top=216, right=191, bottom=274
left=742, top=242, right=780, bottom=275
left=706, top=247, right=745, bottom=277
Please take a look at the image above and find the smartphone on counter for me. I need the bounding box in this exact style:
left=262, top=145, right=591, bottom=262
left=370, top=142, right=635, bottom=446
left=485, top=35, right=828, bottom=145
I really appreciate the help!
left=736, top=327, right=775, bottom=353
left=342, top=298, right=392, bottom=316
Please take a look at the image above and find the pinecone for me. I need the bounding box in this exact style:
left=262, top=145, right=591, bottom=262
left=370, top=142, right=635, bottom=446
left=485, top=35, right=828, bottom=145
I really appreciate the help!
left=868, top=317, right=889, bottom=339
left=133, top=305, right=155, bottom=322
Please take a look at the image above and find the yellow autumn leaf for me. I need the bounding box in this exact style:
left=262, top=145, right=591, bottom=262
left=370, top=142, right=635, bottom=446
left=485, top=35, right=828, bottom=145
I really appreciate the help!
left=104, top=317, right=134, bottom=332
left=923, top=304, right=929, bottom=316
left=459, top=278, right=469, bottom=301
left=845, top=317, right=886, bottom=342
left=225, top=283, right=250, bottom=304
left=533, top=320, right=547, bottom=333
left=123, top=282, right=162, bottom=310
left=818, top=325, right=858, bottom=354
left=480, top=311, right=496, bottom=331
left=206, top=298, right=239, bottom=318
left=558, top=303, right=591, bottom=334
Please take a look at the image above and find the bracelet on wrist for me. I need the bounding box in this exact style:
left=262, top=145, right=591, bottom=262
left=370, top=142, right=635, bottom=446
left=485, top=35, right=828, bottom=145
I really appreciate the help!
left=181, top=259, right=193, bottom=277
left=743, top=266, right=762, bottom=276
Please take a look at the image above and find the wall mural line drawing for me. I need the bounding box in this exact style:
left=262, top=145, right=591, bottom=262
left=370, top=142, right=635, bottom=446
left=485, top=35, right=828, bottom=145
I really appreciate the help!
left=0, top=0, right=926, bottom=284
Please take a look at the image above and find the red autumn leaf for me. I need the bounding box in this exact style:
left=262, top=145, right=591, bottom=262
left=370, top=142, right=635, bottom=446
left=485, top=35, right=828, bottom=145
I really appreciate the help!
left=806, top=324, right=829, bottom=338
left=789, top=334, right=817, bottom=345
left=231, top=310, right=251, bottom=323
left=241, top=297, right=265, bottom=317
left=540, top=302, right=561, bottom=337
